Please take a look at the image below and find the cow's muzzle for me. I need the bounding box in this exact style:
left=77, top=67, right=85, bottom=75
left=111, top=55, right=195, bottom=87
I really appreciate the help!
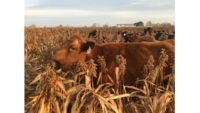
left=52, top=60, right=62, bottom=73
left=52, top=60, right=60, bottom=69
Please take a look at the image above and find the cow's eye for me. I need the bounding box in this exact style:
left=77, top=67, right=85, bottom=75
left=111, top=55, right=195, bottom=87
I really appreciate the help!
left=69, top=48, right=73, bottom=52
left=69, top=47, right=75, bottom=53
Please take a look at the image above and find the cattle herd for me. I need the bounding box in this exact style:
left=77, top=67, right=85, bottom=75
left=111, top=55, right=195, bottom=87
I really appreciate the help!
left=25, top=26, right=175, bottom=113
left=88, top=27, right=175, bottom=43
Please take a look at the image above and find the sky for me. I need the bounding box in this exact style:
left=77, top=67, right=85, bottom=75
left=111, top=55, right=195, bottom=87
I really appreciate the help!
left=25, top=0, right=174, bottom=26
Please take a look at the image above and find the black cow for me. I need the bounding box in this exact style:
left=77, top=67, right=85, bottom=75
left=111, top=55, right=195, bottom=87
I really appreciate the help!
left=144, top=27, right=153, bottom=34
left=88, top=30, right=97, bottom=39
left=154, top=31, right=175, bottom=40
left=119, top=31, right=136, bottom=42
left=154, top=31, right=163, bottom=40
left=167, top=31, right=175, bottom=39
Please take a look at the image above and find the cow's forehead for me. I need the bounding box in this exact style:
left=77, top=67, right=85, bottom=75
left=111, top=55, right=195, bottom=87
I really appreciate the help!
left=64, top=37, right=85, bottom=47
left=71, top=36, right=85, bottom=43
left=70, top=39, right=80, bottom=47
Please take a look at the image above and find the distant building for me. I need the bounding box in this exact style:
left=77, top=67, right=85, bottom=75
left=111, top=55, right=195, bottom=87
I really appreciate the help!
left=117, top=21, right=144, bottom=27
left=116, top=24, right=135, bottom=27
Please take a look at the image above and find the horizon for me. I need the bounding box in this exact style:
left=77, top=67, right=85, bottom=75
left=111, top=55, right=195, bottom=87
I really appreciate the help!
left=25, top=0, right=174, bottom=26
left=25, top=22, right=175, bottom=27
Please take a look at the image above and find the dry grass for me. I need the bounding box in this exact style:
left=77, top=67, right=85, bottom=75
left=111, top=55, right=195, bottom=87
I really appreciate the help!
left=25, top=27, right=174, bottom=113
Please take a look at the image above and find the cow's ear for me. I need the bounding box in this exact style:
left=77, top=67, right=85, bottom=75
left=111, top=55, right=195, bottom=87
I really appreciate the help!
left=81, top=41, right=95, bottom=53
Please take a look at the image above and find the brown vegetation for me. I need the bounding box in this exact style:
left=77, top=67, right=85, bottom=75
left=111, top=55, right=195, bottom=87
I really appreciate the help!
left=25, top=26, right=175, bottom=113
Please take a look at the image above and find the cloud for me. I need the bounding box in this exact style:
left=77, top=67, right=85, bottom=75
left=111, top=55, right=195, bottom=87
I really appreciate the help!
left=25, top=0, right=174, bottom=26
left=25, top=8, right=174, bottom=26
left=26, top=0, right=174, bottom=11
left=25, top=8, right=174, bottom=18
left=25, top=9, right=93, bottom=17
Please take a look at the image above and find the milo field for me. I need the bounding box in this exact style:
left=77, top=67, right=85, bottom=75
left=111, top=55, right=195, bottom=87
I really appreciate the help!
left=25, top=26, right=175, bottom=113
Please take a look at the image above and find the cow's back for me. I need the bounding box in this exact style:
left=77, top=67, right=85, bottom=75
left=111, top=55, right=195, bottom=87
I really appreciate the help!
left=90, top=40, right=174, bottom=85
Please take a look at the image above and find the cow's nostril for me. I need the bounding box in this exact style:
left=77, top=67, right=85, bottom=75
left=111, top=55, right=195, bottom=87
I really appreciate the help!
left=52, top=60, right=61, bottom=70
left=52, top=61, right=56, bottom=67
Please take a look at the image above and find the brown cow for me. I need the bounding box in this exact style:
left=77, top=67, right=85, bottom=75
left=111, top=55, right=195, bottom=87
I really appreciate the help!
left=52, top=35, right=174, bottom=86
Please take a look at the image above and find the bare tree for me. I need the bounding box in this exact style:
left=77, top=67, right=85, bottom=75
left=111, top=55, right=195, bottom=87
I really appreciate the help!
left=146, top=21, right=152, bottom=27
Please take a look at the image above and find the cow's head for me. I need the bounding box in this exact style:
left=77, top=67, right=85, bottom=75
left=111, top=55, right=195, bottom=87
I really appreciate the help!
left=52, top=35, right=95, bottom=71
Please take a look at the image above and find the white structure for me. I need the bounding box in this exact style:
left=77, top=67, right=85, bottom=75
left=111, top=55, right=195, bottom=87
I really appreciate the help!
left=116, top=24, right=135, bottom=27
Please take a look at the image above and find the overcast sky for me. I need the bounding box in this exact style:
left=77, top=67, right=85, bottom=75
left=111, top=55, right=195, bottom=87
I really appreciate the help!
left=25, top=0, right=174, bottom=26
